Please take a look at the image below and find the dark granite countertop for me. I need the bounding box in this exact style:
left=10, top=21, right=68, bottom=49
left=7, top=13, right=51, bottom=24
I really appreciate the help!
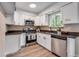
left=38, top=30, right=79, bottom=40
left=51, top=34, right=77, bottom=40
left=6, top=30, right=36, bottom=35
left=6, top=30, right=79, bottom=40
left=6, top=31, right=24, bottom=35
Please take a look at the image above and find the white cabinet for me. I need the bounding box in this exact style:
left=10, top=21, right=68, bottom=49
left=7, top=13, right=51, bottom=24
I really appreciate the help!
left=67, top=38, right=75, bottom=57
left=14, top=11, right=25, bottom=25
left=34, top=14, right=48, bottom=26
left=20, top=33, right=26, bottom=47
left=5, top=35, right=20, bottom=55
left=40, top=15, right=48, bottom=26
left=43, top=34, right=51, bottom=51
left=34, top=16, right=41, bottom=26
left=37, top=33, right=43, bottom=45
left=37, top=33, right=51, bottom=51
left=75, top=37, right=79, bottom=57
left=62, top=3, right=79, bottom=24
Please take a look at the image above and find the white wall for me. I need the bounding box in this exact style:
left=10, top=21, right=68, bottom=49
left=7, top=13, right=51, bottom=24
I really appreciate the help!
left=0, top=11, right=6, bottom=57
left=0, top=5, right=14, bottom=25
left=6, top=14, right=14, bottom=24
left=0, top=5, right=6, bottom=16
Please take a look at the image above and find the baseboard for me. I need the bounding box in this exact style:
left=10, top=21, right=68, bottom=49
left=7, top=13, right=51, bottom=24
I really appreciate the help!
left=52, top=52, right=60, bottom=57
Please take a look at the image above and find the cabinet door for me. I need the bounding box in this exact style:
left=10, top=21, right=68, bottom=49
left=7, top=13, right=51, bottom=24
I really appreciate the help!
left=53, top=38, right=67, bottom=57
left=42, top=15, right=48, bottom=26
left=34, top=16, right=41, bottom=26
left=20, top=33, right=26, bottom=47
left=5, top=35, right=20, bottom=55
left=37, top=33, right=46, bottom=47
left=14, top=11, right=25, bottom=25
left=44, top=35, right=51, bottom=51
left=37, top=33, right=51, bottom=51
left=62, top=3, right=78, bottom=24
left=37, top=33, right=42, bottom=44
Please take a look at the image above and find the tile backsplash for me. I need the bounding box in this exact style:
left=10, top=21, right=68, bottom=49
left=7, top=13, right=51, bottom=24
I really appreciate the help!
left=40, top=24, right=79, bottom=32
left=7, top=24, right=79, bottom=32
left=61, top=24, right=79, bottom=32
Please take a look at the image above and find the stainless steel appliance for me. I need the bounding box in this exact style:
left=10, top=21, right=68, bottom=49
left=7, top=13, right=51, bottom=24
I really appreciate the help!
left=25, top=33, right=36, bottom=46
left=52, top=38, right=67, bottom=57
left=25, top=20, right=34, bottom=26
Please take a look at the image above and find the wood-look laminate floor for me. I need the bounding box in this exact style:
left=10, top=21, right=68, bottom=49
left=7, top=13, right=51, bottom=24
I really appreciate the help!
left=7, top=42, right=56, bottom=57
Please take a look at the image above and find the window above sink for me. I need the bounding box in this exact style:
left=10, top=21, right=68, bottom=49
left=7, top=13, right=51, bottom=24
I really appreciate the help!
left=48, top=11, right=64, bottom=28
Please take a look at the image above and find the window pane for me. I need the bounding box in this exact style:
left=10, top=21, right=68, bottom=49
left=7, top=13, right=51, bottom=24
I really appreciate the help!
left=48, top=11, right=64, bottom=28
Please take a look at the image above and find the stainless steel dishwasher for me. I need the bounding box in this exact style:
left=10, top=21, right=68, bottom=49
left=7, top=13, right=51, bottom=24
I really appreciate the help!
left=52, top=38, right=67, bottom=57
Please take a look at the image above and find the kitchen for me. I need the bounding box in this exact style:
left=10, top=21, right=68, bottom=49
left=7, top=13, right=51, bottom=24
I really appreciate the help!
left=0, top=2, right=79, bottom=57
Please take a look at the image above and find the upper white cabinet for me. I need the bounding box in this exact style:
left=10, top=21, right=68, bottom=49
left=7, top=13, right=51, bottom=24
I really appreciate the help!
left=34, top=16, right=41, bottom=26
left=34, top=14, right=48, bottom=26
left=62, top=3, right=79, bottom=24
left=14, top=11, right=25, bottom=25
left=41, top=14, right=48, bottom=26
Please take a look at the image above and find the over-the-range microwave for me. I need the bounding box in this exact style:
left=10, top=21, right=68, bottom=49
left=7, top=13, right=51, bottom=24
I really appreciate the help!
left=25, top=20, right=34, bottom=26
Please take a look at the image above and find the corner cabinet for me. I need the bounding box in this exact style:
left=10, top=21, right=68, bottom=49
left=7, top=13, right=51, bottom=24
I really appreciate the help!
left=62, top=3, right=79, bottom=24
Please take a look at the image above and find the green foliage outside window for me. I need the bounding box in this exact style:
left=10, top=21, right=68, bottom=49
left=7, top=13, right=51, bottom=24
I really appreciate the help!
left=49, top=12, right=63, bottom=29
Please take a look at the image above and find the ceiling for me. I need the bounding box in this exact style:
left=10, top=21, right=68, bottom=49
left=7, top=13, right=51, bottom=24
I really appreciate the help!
left=0, top=2, right=57, bottom=15
left=16, top=2, right=56, bottom=14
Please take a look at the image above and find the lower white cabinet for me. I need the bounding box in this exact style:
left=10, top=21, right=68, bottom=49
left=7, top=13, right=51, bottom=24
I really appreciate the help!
left=5, top=34, right=20, bottom=55
left=37, top=33, right=51, bottom=51
left=20, top=33, right=26, bottom=47
left=67, top=38, right=75, bottom=57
